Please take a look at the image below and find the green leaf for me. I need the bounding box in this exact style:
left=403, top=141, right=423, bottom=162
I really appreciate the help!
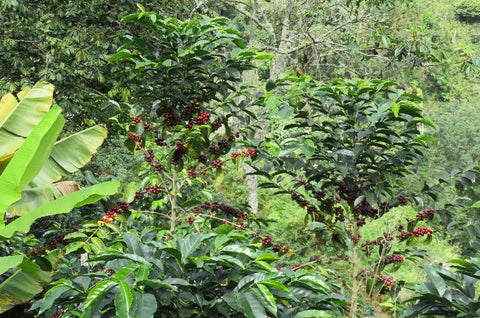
left=115, top=280, right=134, bottom=318
left=255, top=254, right=279, bottom=262
left=104, top=222, right=122, bottom=235
left=63, top=232, right=89, bottom=240
left=0, top=106, right=64, bottom=224
left=113, top=264, right=139, bottom=281
left=260, top=280, right=290, bottom=294
left=265, top=95, right=280, bottom=111
left=300, top=139, right=315, bottom=159
left=0, top=255, right=24, bottom=276
left=162, top=59, right=173, bottom=67
left=215, top=224, right=235, bottom=234
left=65, top=241, right=85, bottom=255
left=30, top=125, right=107, bottom=186
left=424, top=265, right=446, bottom=297
left=135, top=264, right=150, bottom=283
left=255, top=52, right=275, bottom=59
left=83, top=280, right=117, bottom=317
left=0, top=82, right=54, bottom=162
left=292, top=276, right=329, bottom=292
left=208, top=255, right=246, bottom=269
left=90, top=252, right=150, bottom=265
left=135, top=292, right=157, bottom=318
left=254, top=260, right=274, bottom=272
left=236, top=292, right=267, bottom=318
left=294, top=310, right=332, bottom=318
left=391, top=103, right=400, bottom=117
left=221, top=244, right=255, bottom=258
left=109, top=49, right=134, bottom=62
left=36, top=285, right=71, bottom=314
left=178, top=233, right=215, bottom=263
left=0, top=180, right=120, bottom=238
left=89, top=237, right=106, bottom=254
left=276, top=105, right=294, bottom=120
left=0, top=268, right=44, bottom=313
left=123, top=182, right=140, bottom=203
left=256, top=284, right=277, bottom=316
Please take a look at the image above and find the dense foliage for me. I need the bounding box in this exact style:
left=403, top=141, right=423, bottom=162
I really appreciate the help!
left=1, top=1, right=480, bottom=317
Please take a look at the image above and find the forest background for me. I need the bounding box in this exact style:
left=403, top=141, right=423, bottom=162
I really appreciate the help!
left=1, top=0, right=480, bottom=317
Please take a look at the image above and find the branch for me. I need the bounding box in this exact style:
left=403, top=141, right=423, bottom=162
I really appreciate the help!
left=286, top=17, right=359, bottom=55
left=189, top=0, right=208, bottom=18
left=223, top=0, right=275, bottom=39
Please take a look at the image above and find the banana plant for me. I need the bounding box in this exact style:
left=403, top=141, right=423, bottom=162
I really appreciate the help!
left=0, top=83, right=120, bottom=313
left=0, top=81, right=108, bottom=216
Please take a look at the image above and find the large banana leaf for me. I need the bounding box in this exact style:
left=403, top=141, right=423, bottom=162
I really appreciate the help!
left=0, top=106, right=64, bottom=223
left=6, top=184, right=61, bottom=217
left=0, top=180, right=120, bottom=238
left=0, top=82, right=108, bottom=217
left=0, top=82, right=120, bottom=314
left=0, top=250, right=62, bottom=313
left=30, top=124, right=107, bottom=186
left=7, top=182, right=81, bottom=217
left=0, top=82, right=54, bottom=168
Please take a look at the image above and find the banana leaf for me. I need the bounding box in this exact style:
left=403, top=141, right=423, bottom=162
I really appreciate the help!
left=30, top=125, right=107, bottom=186
left=0, top=106, right=64, bottom=223
left=0, top=250, right=63, bottom=313
left=0, top=82, right=54, bottom=168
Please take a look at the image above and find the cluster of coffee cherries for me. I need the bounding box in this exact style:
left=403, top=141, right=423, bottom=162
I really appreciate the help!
left=194, top=110, right=209, bottom=124
left=128, top=132, right=142, bottom=143
left=384, top=254, right=405, bottom=264
left=259, top=234, right=291, bottom=254
left=379, top=275, right=394, bottom=290
left=417, top=208, right=437, bottom=221
left=164, top=108, right=179, bottom=127
left=143, top=149, right=164, bottom=173
left=397, top=227, right=433, bottom=241
left=100, top=201, right=129, bottom=224
left=211, top=159, right=223, bottom=169
left=130, top=116, right=152, bottom=130
left=232, top=148, right=256, bottom=159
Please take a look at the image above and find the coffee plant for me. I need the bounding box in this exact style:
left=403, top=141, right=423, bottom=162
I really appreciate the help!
left=28, top=9, right=345, bottom=318
left=402, top=258, right=480, bottom=317
left=255, top=76, right=438, bottom=317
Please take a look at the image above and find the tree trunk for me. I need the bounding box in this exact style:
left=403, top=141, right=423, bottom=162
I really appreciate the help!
left=243, top=0, right=260, bottom=214
left=271, top=0, right=293, bottom=80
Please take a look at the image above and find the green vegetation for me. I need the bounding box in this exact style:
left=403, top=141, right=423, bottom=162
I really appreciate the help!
left=455, top=0, right=480, bottom=23
left=1, top=0, right=480, bottom=317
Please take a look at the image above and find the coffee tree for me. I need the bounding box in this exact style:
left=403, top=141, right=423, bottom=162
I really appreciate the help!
left=29, top=9, right=346, bottom=318
left=255, top=76, right=438, bottom=316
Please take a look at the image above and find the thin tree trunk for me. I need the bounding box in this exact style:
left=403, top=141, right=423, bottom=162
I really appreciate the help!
left=243, top=0, right=260, bottom=214
left=350, top=223, right=360, bottom=317
left=271, top=0, right=293, bottom=80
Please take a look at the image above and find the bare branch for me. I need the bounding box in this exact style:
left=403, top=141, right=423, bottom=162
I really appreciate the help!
left=223, top=0, right=275, bottom=39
